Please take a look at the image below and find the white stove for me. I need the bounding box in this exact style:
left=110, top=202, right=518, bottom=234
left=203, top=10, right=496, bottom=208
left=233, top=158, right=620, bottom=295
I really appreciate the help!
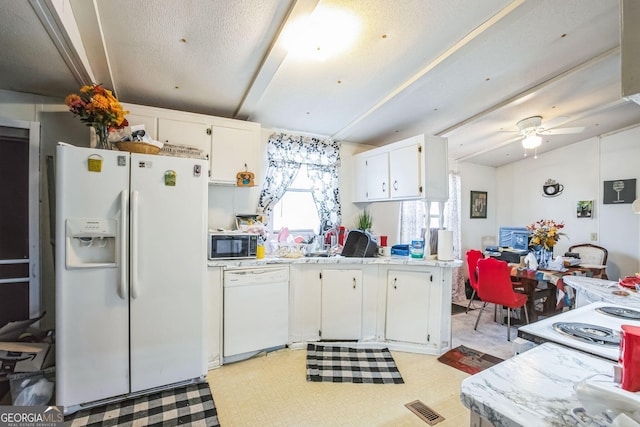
left=518, top=301, right=640, bottom=361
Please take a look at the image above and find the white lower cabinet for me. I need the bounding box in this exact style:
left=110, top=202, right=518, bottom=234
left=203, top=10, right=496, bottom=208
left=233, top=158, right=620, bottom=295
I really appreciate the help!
left=320, top=269, right=363, bottom=340
left=385, top=267, right=448, bottom=352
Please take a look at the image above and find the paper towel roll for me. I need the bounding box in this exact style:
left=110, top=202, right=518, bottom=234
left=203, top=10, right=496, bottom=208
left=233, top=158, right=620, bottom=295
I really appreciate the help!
left=437, top=230, right=454, bottom=261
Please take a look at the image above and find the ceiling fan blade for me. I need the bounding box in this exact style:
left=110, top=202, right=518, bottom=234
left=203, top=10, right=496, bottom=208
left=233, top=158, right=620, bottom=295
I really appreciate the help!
left=539, top=126, right=585, bottom=135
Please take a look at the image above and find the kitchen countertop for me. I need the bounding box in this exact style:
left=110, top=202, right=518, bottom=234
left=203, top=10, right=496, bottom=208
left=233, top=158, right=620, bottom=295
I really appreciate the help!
left=460, top=343, right=620, bottom=427
left=208, top=255, right=462, bottom=268
left=563, top=276, right=640, bottom=308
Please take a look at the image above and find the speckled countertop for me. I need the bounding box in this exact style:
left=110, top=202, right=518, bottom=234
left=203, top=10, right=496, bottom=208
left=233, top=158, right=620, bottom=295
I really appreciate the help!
left=563, top=276, right=640, bottom=308
left=207, top=255, right=462, bottom=268
left=460, top=343, right=629, bottom=427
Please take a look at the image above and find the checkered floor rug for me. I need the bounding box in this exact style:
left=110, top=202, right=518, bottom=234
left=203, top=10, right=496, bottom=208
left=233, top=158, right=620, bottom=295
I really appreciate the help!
left=306, top=343, right=404, bottom=384
left=64, top=382, right=219, bottom=426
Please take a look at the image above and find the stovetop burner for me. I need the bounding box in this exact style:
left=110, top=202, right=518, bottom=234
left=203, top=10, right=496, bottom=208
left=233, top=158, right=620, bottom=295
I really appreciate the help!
left=595, top=306, right=640, bottom=320
left=552, top=322, right=620, bottom=346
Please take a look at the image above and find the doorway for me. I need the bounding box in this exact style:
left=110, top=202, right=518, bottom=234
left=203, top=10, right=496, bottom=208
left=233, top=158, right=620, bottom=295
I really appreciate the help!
left=0, top=118, right=40, bottom=327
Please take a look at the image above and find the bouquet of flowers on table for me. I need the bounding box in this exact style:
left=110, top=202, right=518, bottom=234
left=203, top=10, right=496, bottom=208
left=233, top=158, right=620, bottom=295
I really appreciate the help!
left=527, top=219, right=566, bottom=250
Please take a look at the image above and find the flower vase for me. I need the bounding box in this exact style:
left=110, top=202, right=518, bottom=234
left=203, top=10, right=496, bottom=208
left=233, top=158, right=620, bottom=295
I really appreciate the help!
left=94, top=125, right=110, bottom=150
left=533, top=246, right=553, bottom=269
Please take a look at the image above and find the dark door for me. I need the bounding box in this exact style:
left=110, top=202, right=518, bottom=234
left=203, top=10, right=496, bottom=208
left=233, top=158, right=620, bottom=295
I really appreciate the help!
left=0, top=125, right=31, bottom=327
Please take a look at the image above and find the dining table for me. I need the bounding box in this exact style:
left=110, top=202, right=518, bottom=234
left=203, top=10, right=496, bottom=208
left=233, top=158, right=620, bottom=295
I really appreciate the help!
left=508, top=263, right=607, bottom=322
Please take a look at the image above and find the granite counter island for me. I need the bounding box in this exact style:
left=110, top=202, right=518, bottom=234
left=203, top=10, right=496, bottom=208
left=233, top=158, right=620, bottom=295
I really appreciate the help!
left=563, top=276, right=640, bottom=308
left=460, top=343, right=631, bottom=427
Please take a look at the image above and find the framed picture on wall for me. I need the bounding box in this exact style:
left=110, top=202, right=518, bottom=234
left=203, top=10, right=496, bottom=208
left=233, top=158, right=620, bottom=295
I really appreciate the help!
left=470, top=191, right=487, bottom=219
left=576, top=200, right=593, bottom=218
left=603, top=179, right=636, bottom=204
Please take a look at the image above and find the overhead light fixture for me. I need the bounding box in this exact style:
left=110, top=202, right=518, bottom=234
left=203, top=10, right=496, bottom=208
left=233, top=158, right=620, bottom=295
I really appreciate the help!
left=281, top=6, right=361, bottom=61
left=522, top=133, right=542, bottom=149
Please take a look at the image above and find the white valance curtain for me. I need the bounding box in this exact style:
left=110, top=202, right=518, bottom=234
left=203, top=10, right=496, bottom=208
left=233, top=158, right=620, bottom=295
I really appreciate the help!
left=257, top=132, right=342, bottom=227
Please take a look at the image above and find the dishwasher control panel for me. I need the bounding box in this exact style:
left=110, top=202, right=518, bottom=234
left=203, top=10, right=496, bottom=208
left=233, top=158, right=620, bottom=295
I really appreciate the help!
left=223, top=266, right=289, bottom=286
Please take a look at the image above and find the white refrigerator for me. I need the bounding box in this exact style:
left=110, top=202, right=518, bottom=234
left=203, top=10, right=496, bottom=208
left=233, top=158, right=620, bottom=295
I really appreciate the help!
left=55, top=143, right=208, bottom=413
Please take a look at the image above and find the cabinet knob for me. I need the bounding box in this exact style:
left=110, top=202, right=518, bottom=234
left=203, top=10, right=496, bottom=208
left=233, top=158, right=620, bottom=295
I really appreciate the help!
left=353, top=277, right=356, bottom=289
left=393, top=180, right=398, bottom=191
left=382, top=182, right=386, bottom=192
left=393, top=277, right=397, bottom=289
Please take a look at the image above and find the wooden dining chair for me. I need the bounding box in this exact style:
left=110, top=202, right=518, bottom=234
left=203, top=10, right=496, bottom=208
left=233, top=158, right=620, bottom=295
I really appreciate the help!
left=474, top=257, right=529, bottom=341
left=568, top=243, right=608, bottom=279
left=465, top=249, right=483, bottom=313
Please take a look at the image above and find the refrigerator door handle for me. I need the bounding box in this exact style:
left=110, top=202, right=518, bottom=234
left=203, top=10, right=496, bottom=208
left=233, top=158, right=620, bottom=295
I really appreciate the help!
left=118, top=190, right=128, bottom=300
left=131, top=190, right=139, bottom=299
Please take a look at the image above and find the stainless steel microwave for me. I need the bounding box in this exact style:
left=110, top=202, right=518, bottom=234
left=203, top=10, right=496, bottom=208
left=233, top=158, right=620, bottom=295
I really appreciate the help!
left=208, top=232, right=258, bottom=259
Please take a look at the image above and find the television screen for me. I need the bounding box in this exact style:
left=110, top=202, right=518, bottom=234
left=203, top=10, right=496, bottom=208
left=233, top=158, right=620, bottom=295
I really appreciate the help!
left=499, top=227, right=530, bottom=250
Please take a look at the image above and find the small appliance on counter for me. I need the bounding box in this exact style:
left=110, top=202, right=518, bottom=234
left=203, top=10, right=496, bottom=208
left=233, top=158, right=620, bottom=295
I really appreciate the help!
left=341, top=230, right=377, bottom=257
left=208, top=232, right=258, bottom=260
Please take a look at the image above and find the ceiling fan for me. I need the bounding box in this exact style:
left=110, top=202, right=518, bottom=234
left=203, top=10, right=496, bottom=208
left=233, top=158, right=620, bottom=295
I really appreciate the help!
left=513, top=116, right=585, bottom=150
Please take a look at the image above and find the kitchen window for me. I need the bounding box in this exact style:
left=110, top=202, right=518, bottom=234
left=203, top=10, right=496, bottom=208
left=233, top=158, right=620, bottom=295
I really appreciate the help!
left=271, top=165, right=320, bottom=234
left=258, top=132, right=342, bottom=237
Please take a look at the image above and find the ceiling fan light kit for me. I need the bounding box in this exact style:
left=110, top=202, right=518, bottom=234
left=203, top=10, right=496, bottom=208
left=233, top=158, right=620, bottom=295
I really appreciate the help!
left=518, top=116, right=543, bottom=149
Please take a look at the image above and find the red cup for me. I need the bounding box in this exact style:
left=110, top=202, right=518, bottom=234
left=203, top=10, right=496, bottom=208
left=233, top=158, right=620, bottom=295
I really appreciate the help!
left=380, top=235, right=388, bottom=247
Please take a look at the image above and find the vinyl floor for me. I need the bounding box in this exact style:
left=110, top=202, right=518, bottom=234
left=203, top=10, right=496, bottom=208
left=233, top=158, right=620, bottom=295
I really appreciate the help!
left=206, top=300, right=516, bottom=426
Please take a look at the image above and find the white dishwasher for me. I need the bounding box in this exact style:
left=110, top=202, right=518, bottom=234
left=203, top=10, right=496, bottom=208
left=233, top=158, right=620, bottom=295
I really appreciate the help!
left=223, top=266, right=289, bottom=363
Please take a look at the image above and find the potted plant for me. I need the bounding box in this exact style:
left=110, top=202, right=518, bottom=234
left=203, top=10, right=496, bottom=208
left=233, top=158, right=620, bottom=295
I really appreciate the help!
left=356, top=209, right=373, bottom=232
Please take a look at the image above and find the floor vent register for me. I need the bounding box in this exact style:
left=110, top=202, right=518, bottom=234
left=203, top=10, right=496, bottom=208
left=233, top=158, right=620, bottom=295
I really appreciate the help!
left=405, top=400, right=445, bottom=425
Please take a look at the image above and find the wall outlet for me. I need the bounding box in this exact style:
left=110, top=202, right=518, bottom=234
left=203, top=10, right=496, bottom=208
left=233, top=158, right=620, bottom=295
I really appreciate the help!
left=590, top=232, right=598, bottom=241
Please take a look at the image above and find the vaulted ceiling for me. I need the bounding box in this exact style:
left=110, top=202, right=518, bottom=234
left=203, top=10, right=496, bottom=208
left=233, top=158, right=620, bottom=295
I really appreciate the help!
left=2, top=0, right=640, bottom=167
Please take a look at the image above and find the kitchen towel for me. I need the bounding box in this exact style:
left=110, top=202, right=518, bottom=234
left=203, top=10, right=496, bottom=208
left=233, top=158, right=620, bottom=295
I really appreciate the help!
left=306, top=343, right=404, bottom=384
left=437, top=230, right=454, bottom=261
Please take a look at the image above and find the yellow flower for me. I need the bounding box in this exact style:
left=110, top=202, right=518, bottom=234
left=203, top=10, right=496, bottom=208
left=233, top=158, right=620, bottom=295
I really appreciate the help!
left=65, top=84, right=129, bottom=129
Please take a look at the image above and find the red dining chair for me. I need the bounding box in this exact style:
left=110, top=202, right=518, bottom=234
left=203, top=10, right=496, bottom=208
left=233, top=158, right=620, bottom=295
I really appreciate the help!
left=465, top=249, right=484, bottom=313
left=474, top=257, right=530, bottom=341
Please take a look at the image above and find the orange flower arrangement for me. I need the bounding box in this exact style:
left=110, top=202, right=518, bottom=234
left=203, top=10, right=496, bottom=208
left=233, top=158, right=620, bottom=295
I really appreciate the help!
left=65, top=84, right=129, bottom=130
left=527, top=219, right=566, bottom=250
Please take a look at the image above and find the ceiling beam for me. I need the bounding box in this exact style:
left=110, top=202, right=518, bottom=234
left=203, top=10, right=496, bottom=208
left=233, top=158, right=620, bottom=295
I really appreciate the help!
left=330, top=0, right=527, bottom=141
left=437, top=46, right=621, bottom=138
left=234, top=0, right=320, bottom=120
left=29, top=0, right=95, bottom=86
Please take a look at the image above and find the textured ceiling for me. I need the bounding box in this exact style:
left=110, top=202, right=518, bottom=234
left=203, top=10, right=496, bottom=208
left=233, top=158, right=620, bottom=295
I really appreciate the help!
left=1, top=0, right=639, bottom=167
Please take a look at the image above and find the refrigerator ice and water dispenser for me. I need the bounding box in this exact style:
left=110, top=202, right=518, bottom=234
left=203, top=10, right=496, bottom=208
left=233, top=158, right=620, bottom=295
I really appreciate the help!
left=65, top=218, right=117, bottom=268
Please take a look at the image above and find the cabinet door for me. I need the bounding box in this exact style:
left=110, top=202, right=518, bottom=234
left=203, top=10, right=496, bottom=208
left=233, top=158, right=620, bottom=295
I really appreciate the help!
left=365, top=152, right=389, bottom=200
left=389, top=143, right=422, bottom=199
left=126, top=113, right=158, bottom=140
left=157, top=117, right=211, bottom=158
left=210, top=123, right=259, bottom=184
left=321, top=269, right=363, bottom=340
left=352, top=153, right=368, bottom=203
left=290, top=265, right=322, bottom=343
left=386, top=270, right=431, bottom=344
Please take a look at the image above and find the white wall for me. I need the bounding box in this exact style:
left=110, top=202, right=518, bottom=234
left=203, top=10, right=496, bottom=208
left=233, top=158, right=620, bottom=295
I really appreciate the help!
left=458, top=162, right=497, bottom=255
left=492, top=126, right=640, bottom=278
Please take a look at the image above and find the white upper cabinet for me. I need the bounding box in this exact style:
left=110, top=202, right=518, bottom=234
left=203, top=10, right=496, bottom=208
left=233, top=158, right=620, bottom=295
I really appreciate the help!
left=389, top=143, right=422, bottom=199
left=157, top=117, right=211, bottom=158
left=365, top=151, right=389, bottom=200
left=210, top=118, right=260, bottom=185
left=122, top=103, right=260, bottom=185
left=352, top=134, right=448, bottom=202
